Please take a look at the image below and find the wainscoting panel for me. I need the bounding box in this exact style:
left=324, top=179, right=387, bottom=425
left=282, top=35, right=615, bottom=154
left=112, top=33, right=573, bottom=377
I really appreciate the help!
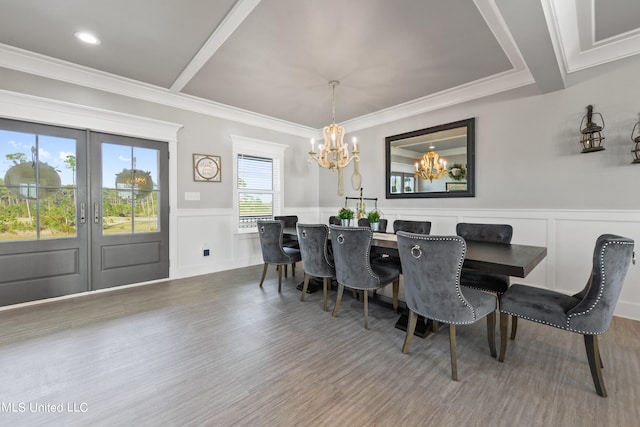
left=175, top=208, right=640, bottom=320
left=319, top=207, right=640, bottom=320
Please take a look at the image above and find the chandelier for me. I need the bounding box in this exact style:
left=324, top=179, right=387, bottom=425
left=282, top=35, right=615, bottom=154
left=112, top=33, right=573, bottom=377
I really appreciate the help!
left=414, top=150, right=447, bottom=182
left=308, top=80, right=359, bottom=196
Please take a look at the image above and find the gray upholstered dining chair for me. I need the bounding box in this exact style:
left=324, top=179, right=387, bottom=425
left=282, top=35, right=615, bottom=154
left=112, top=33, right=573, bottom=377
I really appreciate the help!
left=329, top=216, right=341, bottom=225
left=393, top=219, right=431, bottom=234
left=498, top=234, right=634, bottom=397
left=397, top=232, right=498, bottom=381
left=329, top=225, right=401, bottom=329
left=256, top=220, right=302, bottom=293
left=456, top=223, right=517, bottom=338
left=274, top=215, right=299, bottom=248
left=296, top=223, right=335, bottom=311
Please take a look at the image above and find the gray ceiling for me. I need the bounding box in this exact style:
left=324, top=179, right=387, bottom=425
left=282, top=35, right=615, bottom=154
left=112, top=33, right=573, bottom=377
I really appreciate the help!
left=0, top=0, right=639, bottom=130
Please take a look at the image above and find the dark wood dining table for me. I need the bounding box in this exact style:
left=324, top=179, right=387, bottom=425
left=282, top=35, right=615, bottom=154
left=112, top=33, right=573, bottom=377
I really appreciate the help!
left=285, top=228, right=547, bottom=279
left=285, top=226, right=547, bottom=337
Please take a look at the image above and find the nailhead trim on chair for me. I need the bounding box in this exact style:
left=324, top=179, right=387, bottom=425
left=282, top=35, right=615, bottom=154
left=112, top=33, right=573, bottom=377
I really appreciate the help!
left=401, top=234, right=481, bottom=324
left=261, top=220, right=298, bottom=264
left=500, top=241, right=634, bottom=335
left=299, top=224, right=334, bottom=268
left=335, top=226, right=385, bottom=289
left=566, top=240, right=634, bottom=332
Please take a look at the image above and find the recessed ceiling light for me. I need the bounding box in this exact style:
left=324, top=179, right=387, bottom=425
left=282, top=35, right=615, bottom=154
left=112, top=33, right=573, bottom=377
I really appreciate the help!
left=74, top=31, right=101, bottom=45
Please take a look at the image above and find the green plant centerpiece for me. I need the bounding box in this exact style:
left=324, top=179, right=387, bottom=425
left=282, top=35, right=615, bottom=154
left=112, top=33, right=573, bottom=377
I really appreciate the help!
left=367, top=210, right=380, bottom=223
left=337, top=207, right=354, bottom=220
left=448, top=163, right=467, bottom=181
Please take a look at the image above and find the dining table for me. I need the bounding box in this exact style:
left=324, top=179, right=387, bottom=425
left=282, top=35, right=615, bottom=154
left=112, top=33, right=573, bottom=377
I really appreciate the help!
left=285, top=226, right=548, bottom=337
left=284, top=228, right=547, bottom=278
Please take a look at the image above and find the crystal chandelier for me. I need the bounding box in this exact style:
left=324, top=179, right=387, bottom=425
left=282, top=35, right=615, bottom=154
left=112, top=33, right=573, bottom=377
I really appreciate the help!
left=414, top=150, right=447, bottom=182
left=308, top=80, right=360, bottom=196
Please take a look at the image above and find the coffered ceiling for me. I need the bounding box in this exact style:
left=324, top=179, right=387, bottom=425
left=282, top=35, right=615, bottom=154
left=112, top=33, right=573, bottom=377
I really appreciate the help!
left=0, top=0, right=639, bottom=135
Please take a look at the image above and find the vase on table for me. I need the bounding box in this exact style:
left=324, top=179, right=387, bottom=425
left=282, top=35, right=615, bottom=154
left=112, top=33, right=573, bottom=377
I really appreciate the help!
left=340, top=219, right=352, bottom=227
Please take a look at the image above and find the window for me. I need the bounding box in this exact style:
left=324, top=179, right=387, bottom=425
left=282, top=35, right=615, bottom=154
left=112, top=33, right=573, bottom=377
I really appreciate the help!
left=231, top=135, right=286, bottom=232
left=237, top=154, right=274, bottom=228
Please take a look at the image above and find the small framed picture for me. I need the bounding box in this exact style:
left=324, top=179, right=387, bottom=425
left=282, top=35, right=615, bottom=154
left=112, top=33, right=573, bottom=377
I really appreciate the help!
left=446, top=182, right=467, bottom=192
left=193, top=154, right=221, bottom=182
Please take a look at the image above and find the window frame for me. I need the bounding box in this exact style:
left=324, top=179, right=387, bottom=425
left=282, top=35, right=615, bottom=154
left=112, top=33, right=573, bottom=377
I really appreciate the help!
left=231, top=135, right=287, bottom=233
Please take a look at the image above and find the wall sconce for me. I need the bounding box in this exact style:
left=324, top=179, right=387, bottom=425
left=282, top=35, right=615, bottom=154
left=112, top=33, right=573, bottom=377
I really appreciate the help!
left=579, top=105, right=605, bottom=153
left=631, top=119, right=640, bottom=163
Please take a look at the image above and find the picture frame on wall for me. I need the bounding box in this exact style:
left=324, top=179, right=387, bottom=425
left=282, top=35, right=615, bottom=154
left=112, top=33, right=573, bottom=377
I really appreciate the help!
left=193, top=154, right=221, bottom=182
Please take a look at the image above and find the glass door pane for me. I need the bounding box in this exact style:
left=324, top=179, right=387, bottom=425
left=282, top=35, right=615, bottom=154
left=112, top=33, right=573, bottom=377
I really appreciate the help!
left=101, top=143, right=159, bottom=234
left=0, top=130, right=77, bottom=241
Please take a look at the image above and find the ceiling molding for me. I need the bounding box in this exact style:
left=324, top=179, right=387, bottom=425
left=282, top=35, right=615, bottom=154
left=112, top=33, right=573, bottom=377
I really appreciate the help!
left=549, top=0, right=640, bottom=72
left=0, top=43, right=317, bottom=139
left=343, top=69, right=534, bottom=133
left=0, top=88, right=183, bottom=142
left=170, top=0, right=262, bottom=92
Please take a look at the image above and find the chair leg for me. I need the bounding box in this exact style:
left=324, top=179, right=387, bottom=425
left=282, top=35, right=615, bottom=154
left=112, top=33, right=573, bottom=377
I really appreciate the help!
left=291, top=263, right=296, bottom=277
left=487, top=311, right=497, bottom=358
left=363, top=290, right=369, bottom=329
left=510, top=315, right=518, bottom=340
left=392, top=279, right=399, bottom=313
left=322, top=277, right=329, bottom=312
left=284, top=265, right=288, bottom=278
left=332, top=284, right=344, bottom=317
left=499, top=312, right=509, bottom=362
left=432, top=319, right=439, bottom=333
left=277, top=264, right=283, bottom=293
left=449, top=324, right=458, bottom=381
left=585, top=335, right=607, bottom=397
left=402, top=311, right=418, bottom=354
left=301, top=274, right=310, bottom=301
left=259, top=264, right=268, bottom=287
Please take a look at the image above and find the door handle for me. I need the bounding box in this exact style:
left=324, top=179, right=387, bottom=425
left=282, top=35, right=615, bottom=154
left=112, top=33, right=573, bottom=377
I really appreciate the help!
left=79, top=202, right=86, bottom=224
left=94, top=202, right=100, bottom=224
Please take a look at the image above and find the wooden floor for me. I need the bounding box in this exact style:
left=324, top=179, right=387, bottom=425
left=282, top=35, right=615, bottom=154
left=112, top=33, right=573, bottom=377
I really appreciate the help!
left=1, top=265, right=639, bottom=427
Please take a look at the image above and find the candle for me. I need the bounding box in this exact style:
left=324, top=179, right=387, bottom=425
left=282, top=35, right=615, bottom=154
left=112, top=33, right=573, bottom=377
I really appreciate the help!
left=310, top=138, right=315, bottom=152
left=352, top=137, right=358, bottom=151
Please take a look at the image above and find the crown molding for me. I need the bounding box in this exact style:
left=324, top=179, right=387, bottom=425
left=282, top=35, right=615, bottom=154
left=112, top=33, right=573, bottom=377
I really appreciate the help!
left=342, top=68, right=534, bottom=132
left=0, top=43, right=317, bottom=139
left=549, top=0, right=640, bottom=73
left=0, top=88, right=183, bottom=141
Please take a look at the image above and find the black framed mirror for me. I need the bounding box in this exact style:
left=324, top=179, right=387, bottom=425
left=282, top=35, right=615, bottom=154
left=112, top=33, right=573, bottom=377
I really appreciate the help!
left=385, top=117, right=475, bottom=199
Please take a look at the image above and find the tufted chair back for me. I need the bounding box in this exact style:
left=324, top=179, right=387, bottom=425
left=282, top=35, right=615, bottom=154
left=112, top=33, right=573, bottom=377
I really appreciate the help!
left=328, top=216, right=341, bottom=225
left=397, top=231, right=498, bottom=380
left=296, top=223, right=334, bottom=278
left=498, top=234, right=634, bottom=396
left=397, top=232, right=488, bottom=324
left=256, top=220, right=296, bottom=265
left=568, top=234, right=634, bottom=333
left=456, top=223, right=512, bottom=244
left=274, top=215, right=298, bottom=228
left=393, top=220, right=431, bottom=235
left=329, top=225, right=384, bottom=290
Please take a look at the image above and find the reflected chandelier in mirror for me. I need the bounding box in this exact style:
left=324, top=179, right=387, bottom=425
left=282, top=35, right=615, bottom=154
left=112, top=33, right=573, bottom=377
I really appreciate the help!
left=385, top=118, right=475, bottom=199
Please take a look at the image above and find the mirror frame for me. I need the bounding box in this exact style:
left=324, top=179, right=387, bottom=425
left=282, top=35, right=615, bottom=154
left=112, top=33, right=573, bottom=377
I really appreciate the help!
left=385, top=117, right=475, bottom=199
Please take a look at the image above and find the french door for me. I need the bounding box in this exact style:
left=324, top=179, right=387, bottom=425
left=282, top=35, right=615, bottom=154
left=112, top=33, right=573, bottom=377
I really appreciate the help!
left=0, top=119, right=169, bottom=306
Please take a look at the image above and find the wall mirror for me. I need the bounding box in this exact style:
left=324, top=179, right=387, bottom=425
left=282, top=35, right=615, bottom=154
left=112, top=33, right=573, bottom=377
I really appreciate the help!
left=385, top=117, right=475, bottom=199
